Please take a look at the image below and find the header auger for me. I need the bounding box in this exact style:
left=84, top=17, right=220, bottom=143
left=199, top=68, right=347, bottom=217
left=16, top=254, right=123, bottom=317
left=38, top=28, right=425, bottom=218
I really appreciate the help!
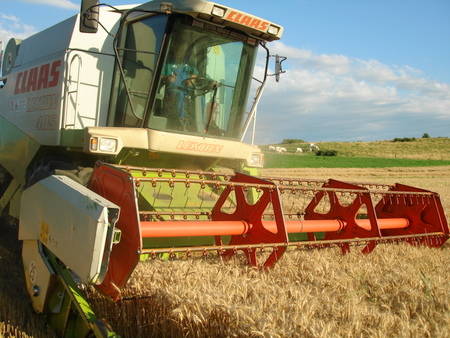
left=0, top=0, right=448, bottom=336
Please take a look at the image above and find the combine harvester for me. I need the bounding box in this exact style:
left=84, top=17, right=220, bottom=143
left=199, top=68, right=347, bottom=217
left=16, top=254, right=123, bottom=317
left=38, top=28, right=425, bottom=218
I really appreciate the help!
left=0, top=0, right=448, bottom=336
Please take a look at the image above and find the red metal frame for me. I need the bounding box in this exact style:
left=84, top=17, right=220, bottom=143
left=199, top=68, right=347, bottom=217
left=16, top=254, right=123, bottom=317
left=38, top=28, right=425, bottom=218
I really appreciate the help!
left=304, top=179, right=381, bottom=254
left=305, top=180, right=449, bottom=253
left=375, top=184, right=449, bottom=248
left=88, top=163, right=142, bottom=300
left=211, top=173, right=288, bottom=268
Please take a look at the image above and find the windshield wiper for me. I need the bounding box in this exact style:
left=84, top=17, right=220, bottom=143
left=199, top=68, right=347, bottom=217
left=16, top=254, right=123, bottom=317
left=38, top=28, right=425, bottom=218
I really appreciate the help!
left=205, top=82, right=220, bottom=134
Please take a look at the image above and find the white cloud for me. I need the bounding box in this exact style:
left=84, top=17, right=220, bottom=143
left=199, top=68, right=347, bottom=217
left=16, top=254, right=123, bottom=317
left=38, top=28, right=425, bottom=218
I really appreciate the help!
left=0, top=14, right=21, bottom=23
left=0, top=13, right=36, bottom=43
left=0, top=0, right=78, bottom=44
left=250, top=42, right=450, bottom=143
left=18, top=0, right=78, bottom=10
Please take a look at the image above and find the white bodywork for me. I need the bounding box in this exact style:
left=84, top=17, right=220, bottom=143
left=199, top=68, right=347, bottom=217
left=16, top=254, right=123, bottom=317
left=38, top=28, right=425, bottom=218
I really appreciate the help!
left=19, top=175, right=120, bottom=285
left=0, top=7, right=127, bottom=145
left=85, top=126, right=263, bottom=164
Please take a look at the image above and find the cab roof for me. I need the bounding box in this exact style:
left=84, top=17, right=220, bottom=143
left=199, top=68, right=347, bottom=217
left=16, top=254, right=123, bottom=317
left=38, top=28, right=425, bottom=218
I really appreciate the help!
left=132, top=0, right=284, bottom=41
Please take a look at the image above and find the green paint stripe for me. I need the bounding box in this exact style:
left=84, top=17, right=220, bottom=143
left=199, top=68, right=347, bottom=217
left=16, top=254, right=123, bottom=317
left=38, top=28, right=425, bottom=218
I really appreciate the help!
left=47, top=252, right=120, bottom=337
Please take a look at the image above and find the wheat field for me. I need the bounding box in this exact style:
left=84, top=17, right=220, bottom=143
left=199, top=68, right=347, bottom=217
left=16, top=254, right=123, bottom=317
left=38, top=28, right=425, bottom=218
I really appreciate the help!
left=1, top=166, right=449, bottom=337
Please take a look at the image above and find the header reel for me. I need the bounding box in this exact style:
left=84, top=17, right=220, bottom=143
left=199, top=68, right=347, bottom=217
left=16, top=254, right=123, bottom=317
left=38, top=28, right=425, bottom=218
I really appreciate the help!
left=87, top=162, right=449, bottom=300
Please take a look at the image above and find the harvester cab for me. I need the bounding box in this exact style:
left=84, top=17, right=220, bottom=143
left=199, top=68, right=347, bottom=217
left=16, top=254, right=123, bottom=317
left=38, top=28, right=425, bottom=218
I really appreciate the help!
left=78, top=0, right=285, bottom=170
left=0, top=1, right=448, bottom=337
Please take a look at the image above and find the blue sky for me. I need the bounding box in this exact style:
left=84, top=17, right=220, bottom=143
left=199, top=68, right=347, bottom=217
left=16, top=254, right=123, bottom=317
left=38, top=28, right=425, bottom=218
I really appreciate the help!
left=1, top=0, right=449, bottom=143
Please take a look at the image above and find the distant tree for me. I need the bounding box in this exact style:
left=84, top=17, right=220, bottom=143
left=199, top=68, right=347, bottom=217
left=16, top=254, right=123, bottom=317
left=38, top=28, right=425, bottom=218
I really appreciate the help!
left=281, top=138, right=305, bottom=144
left=422, top=133, right=430, bottom=138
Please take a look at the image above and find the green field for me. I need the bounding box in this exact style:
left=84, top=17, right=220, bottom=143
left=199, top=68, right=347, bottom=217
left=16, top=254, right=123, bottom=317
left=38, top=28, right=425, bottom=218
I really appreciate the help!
left=263, top=137, right=450, bottom=161
left=264, top=153, right=450, bottom=168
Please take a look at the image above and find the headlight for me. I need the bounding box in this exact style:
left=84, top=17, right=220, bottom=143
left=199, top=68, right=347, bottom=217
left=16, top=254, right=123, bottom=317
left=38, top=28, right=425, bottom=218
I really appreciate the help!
left=99, top=138, right=118, bottom=152
left=90, top=137, right=118, bottom=153
left=268, top=25, right=280, bottom=35
left=247, top=153, right=264, bottom=168
left=211, top=5, right=226, bottom=17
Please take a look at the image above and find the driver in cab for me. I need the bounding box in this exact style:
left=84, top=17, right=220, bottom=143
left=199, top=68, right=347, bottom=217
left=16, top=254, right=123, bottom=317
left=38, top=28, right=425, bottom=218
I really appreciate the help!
left=159, top=31, right=223, bottom=136
left=162, top=61, right=197, bottom=128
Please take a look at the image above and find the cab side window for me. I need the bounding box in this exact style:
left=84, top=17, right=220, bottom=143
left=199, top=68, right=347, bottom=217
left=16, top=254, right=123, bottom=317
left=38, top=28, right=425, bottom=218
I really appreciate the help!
left=110, top=15, right=167, bottom=127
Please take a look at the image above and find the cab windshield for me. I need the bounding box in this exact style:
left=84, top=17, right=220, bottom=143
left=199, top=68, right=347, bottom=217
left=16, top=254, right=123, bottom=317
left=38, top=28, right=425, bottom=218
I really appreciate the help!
left=148, top=17, right=257, bottom=139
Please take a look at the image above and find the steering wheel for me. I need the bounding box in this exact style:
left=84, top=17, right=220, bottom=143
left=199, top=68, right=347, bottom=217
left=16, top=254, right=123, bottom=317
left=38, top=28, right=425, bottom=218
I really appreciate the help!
left=182, top=76, right=216, bottom=96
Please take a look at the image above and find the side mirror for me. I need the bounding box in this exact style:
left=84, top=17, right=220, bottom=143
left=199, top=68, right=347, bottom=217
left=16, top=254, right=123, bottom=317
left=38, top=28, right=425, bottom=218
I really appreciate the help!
left=80, top=0, right=99, bottom=33
left=274, top=55, right=287, bottom=82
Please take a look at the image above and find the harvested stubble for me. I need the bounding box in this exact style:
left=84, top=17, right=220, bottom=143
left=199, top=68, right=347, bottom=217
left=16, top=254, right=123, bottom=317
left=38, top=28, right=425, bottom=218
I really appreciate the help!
left=0, top=224, right=55, bottom=338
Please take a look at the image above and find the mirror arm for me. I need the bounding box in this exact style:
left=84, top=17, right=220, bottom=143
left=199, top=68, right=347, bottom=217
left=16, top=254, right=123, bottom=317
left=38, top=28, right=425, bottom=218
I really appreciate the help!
left=274, top=55, right=287, bottom=82
left=240, top=42, right=270, bottom=142
left=85, top=3, right=122, bottom=37
left=267, top=54, right=287, bottom=82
